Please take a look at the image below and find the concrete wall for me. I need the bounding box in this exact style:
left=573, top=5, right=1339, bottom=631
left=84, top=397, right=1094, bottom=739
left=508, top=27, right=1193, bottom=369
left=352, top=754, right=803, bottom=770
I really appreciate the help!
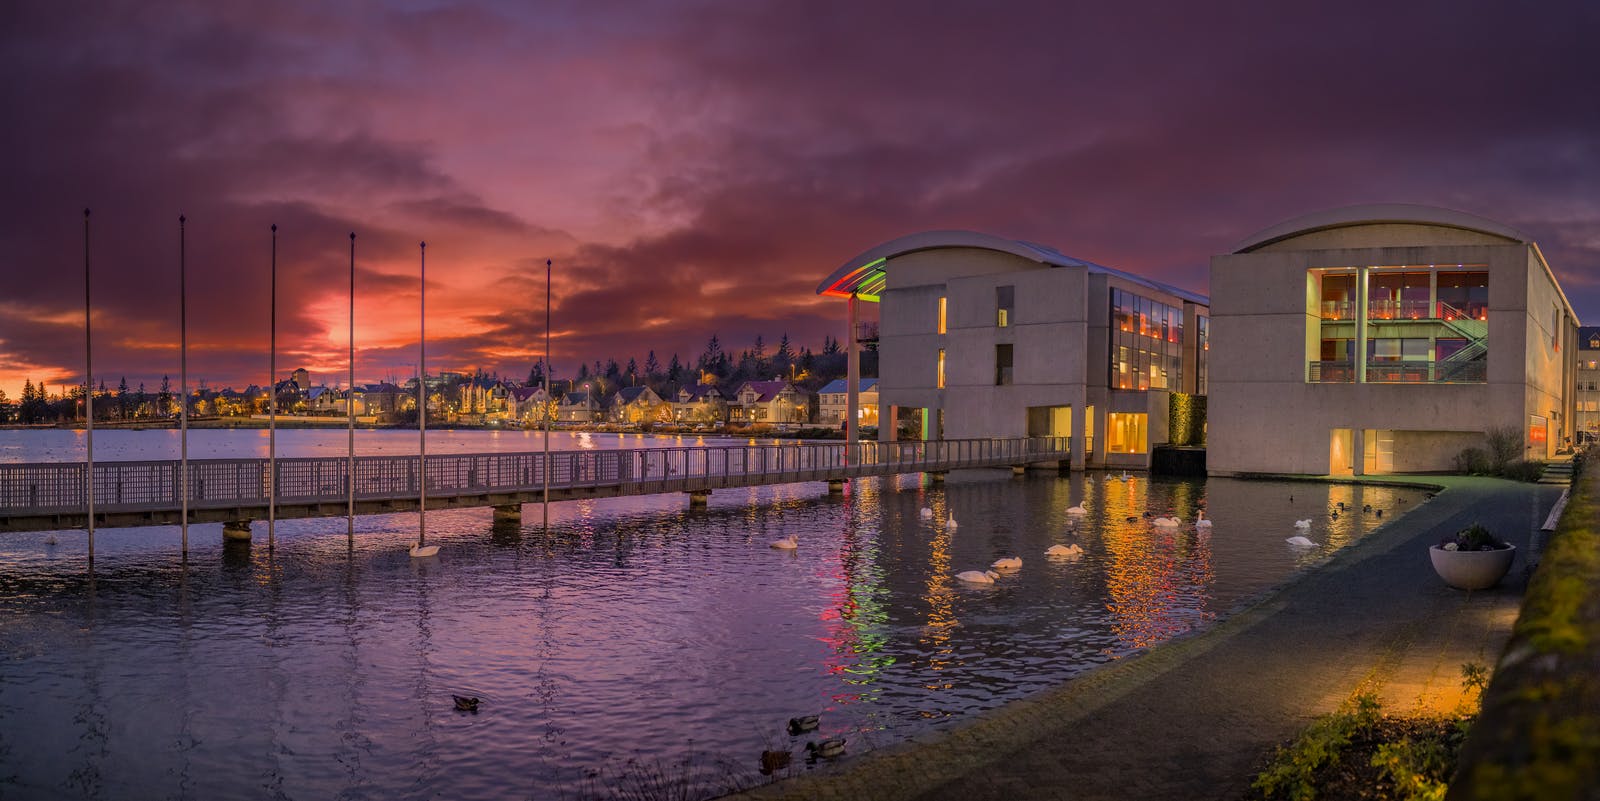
left=1209, top=230, right=1574, bottom=475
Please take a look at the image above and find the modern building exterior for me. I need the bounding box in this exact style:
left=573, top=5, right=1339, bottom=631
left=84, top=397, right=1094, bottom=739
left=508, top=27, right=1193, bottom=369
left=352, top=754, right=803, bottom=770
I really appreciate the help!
left=816, top=231, right=1210, bottom=469
left=1576, top=327, right=1600, bottom=442
left=1208, top=204, right=1578, bottom=475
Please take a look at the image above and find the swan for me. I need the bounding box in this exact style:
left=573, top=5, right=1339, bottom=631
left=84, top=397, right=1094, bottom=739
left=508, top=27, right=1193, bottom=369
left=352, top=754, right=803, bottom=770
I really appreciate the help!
left=1285, top=535, right=1317, bottom=548
left=409, top=544, right=440, bottom=558
left=1066, top=504, right=1088, bottom=516
left=787, top=715, right=820, bottom=735
left=1293, top=519, right=1312, bottom=529
left=43, top=534, right=58, bottom=546
left=770, top=535, right=799, bottom=550
left=452, top=695, right=480, bottom=712
left=946, top=515, right=958, bottom=529
left=919, top=507, right=934, bottom=519
left=1119, top=471, right=1130, bottom=482
left=1195, top=511, right=1212, bottom=528
left=991, top=556, right=1023, bottom=570
left=1046, top=543, right=1084, bottom=557
left=955, top=569, right=999, bottom=584
left=806, top=738, right=846, bottom=759
left=1151, top=516, right=1181, bottom=527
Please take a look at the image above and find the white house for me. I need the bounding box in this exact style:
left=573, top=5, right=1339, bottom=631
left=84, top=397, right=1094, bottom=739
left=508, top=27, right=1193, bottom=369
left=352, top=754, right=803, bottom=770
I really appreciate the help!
left=818, top=378, right=878, bottom=427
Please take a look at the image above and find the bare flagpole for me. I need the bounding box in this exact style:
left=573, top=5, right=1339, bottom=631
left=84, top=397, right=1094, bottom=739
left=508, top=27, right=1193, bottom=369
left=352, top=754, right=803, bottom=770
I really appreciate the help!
left=269, top=224, right=278, bottom=549
left=179, top=214, right=189, bottom=558
left=410, top=242, right=436, bottom=558
left=543, top=258, right=551, bottom=529
left=347, top=232, right=355, bottom=547
left=83, top=208, right=94, bottom=565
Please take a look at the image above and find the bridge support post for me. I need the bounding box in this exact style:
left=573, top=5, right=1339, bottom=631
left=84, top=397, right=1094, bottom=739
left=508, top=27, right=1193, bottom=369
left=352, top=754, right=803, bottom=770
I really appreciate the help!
left=222, top=520, right=252, bottom=542
left=827, top=479, right=846, bottom=494
left=687, top=490, right=711, bottom=507
left=928, top=471, right=946, bottom=484
left=1012, top=465, right=1027, bottom=477
left=493, top=504, right=522, bottom=522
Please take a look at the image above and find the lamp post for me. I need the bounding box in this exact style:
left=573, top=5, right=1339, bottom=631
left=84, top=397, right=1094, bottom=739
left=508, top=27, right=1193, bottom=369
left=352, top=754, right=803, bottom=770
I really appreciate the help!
left=543, top=258, right=551, bottom=529
left=83, top=209, right=94, bottom=565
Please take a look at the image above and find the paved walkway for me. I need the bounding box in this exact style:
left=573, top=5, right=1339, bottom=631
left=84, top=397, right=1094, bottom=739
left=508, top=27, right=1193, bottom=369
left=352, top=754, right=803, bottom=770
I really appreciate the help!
left=730, top=477, right=1561, bottom=801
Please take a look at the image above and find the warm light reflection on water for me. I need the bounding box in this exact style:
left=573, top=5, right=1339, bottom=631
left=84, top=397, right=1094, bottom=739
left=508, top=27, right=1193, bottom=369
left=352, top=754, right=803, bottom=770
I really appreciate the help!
left=0, top=435, right=1431, bottom=801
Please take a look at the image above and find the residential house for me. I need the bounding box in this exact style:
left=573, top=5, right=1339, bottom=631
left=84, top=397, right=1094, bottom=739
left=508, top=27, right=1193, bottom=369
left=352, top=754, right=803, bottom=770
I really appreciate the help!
left=672, top=384, right=729, bottom=424
left=508, top=386, right=553, bottom=425
left=731, top=380, right=813, bottom=425
left=818, top=378, right=878, bottom=428
left=606, top=386, right=667, bottom=425
left=557, top=391, right=600, bottom=423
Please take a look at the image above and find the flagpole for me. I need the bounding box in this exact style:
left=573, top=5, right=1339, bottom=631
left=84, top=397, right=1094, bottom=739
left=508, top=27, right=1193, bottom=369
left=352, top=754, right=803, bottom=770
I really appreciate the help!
left=543, top=258, right=551, bottom=529
left=414, top=241, right=432, bottom=557
left=179, top=214, right=189, bottom=558
left=347, top=232, right=355, bottom=547
left=83, top=208, right=94, bottom=565
left=268, top=224, right=277, bottom=549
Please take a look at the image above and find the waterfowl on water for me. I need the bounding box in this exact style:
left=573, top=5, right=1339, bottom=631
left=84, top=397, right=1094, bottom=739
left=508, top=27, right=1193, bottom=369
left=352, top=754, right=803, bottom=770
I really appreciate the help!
left=956, top=569, right=999, bottom=584
left=770, top=535, right=799, bottom=550
left=1046, top=543, right=1084, bottom=557
left=920, top=507, right=934, bottom=519
left=787, top=715, right=820, bottom=735
left=1376, top=509, right=1383, bottom=518
left=1363, top=504, right=1372, bottom=513
left=1125, top=516, right=1138, bottom=523
left=1285, top=536, right=1317, bottom=548
left=991, top=556, right=1022, bottom=571
left=1294, top=519, right=1312, bottom=529
left=1194, top=511, right=1212, bottom=528
left=806, top=739, right=846, bottom=759
left=947, top=515, right=959, bottom=529
left=760, top=749, right=792, bottom=774
left=453, top=695, right=480, bottom=712
left=409, top=544, right=440, bottom=558
left=1151, top=516, right=1181, bottom=528
left=1066, top=504, right=1088, bottom=516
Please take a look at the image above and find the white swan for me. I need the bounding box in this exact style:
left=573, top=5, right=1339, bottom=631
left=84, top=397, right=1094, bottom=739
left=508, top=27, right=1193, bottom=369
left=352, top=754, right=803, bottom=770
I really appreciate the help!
left=946, top=515, right=958, bottom=529
left=1046, top=543, right=1084, bottom=557
left=1285, top=535, right=1317, bottom=548
left=1195, top=510, right=1213, bottom=528
left=919, top=507, right=934, bottom=519
left=409, top=544, right=440, bottom=558
left=1119, top=471, right=1130, bottom=482
left=1151, top=516, right=1181, bottom=527
left=1066, top=504, right=1088, bottom=516
left=770, top=535, right=799, bottom=550
left=955, top=569, right=999, bottom=584
left=991, top=556, right=1022, bottom=570
left=1293, top=519, right=1312, bottom=529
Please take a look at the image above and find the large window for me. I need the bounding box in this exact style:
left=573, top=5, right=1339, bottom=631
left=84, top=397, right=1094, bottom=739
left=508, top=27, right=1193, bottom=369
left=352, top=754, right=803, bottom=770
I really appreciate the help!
left=995, top=344, right=1013, bottom=385
left=937, top=296, right=947, bottom=334
left=996, top=286, right=1014, bottom=327
left=1308, top=265, right=1488, bottom=384
left=936, top=349, right=946, bottom=389
left=1107, top=412, right=1148, bottom=453
left=1109, top=288, right=1183, bottom=390
left=1196, top=315, right=1209, bottom=395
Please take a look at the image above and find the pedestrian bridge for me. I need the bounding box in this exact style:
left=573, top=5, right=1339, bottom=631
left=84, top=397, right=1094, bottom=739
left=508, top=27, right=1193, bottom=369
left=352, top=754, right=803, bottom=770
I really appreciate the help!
left=0, top=437, right=1071, bottom=533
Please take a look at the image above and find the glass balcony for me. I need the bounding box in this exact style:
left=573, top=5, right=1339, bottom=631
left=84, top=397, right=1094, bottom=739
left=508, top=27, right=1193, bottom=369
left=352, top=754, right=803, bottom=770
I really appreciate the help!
left=1308, top=361, right=1355, bottom=383
left=1365, top=360, right=1486, bottom=383
left=1319, top=300, right=1356, bottom=321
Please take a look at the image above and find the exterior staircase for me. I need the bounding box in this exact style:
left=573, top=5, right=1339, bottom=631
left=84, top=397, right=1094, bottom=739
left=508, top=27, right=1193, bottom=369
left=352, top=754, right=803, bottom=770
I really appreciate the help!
left=1539, top=456, right=1575, bottom=485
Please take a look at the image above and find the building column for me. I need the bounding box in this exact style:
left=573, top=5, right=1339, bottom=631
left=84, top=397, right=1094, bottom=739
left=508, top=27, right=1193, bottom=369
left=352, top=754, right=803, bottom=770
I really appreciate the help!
left=881, top=405, right=898, bottom=442
left=1356, top=267, right=1369, bottom=384
left=1070, top=403, right=1086, bottom=471
left=1352, top=428, right=1366, bottom=476
left=846, top=293, right=860, bottom=461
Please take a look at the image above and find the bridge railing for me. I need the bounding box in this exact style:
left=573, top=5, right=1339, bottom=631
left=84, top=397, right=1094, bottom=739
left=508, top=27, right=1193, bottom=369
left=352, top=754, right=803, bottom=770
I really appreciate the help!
left=0, top=437, right=1071, bottom=516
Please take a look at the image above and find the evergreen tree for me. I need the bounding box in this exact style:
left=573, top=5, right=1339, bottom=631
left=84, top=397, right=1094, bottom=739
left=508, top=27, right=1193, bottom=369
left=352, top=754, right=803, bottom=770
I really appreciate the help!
left=603, top=359, right=621, bottom=385
left=668, top=353, right=683, bottom=383
left=699, top=335, right=723, bottom=374
left=158, top=375, right=172, bottom=416
left=625, top=358, right=639, bottom=386
left=0, top=388, right=9, bottom=424
left=644, top=350, right=660, bottom=380
left=135, top=383, right=148, bottom=419
left=528, top=360, right=544, bottom=387
left=117, top=377, right=130, bottom=420
left=775, top=333, right=794, bottom=377
left=576, top=362, right=590, bottom=382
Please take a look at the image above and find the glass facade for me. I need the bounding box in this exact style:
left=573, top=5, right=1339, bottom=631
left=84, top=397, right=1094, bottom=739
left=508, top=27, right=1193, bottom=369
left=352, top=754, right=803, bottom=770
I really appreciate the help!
left=936, top=348, right=945, bottom=388
left=937, top=296, right=947, bottom=334
left=1110, top=288, right=1183, bottom=391
left=1106, top=412, right=1148, bottom=453
left=997, top=286, right=1014, bottom=327
left=1196, top=315, right=1209, bottom=395
left=1309, top=266, right=1488, bottom=384
left=995, top=344, right=1013, bottom=385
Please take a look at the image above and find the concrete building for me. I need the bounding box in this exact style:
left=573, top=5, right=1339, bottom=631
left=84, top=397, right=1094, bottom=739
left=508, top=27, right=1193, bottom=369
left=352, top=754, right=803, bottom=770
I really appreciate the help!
left=1576, top=327, right=1600, bottom=442
left=1208, top=204, right=1578, bottom=476
left=816, top=231, right=1210, bottom=469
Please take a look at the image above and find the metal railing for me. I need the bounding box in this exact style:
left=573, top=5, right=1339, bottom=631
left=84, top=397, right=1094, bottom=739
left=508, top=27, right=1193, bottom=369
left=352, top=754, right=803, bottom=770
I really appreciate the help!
left=1366, top=361, right=1487, bottom=384
left=0, top=437, right=1072, bottom=518
left=1308, top=361, right=1356, bottom=383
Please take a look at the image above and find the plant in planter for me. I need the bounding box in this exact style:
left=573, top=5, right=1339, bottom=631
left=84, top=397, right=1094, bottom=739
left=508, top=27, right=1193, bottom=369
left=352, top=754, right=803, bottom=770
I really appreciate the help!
left=1429, top=523, right=1516, bottom=590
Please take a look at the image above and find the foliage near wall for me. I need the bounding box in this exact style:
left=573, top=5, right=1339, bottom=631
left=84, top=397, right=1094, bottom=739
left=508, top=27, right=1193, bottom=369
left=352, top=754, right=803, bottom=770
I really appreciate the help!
left=1169, top=392, right=1207, bottom=447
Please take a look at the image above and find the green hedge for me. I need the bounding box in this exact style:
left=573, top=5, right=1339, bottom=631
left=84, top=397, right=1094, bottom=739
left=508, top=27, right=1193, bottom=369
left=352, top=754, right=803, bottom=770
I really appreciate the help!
left=1169, top=392, right=1206, bottom=447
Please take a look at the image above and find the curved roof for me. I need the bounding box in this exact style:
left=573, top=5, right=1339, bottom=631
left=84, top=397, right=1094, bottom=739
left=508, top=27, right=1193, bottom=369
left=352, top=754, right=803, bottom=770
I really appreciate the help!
left=1231, top=203, right=1533, bottom=254
left=817, top=229, right=1207, bottom=305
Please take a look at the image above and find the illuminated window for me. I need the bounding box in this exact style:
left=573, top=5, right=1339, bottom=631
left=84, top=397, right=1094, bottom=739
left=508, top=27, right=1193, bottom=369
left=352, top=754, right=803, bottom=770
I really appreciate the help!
left=937, top=349, right=946, bottom=388
left=997, top=286, right=1014, bottom=328
left=995, top=344, right=1013, bottom=385
left=1106, top=413, right=1148, bottom=453
left=937, top=296, right=947, bottom=334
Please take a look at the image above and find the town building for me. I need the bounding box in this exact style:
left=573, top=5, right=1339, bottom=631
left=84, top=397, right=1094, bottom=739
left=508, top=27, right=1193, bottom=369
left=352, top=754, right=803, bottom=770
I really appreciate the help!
left=816, top=230, right=1209, bottom=469
left=672, top=384, right=728, bottom=424
left=1574, top=327, right=1600, bottom=442
left=1208, top=204, right=1578, bottom=475
left=818, top=378, right=878, bottom=428
left=556, top=391, right=600, bottom=423
left=606, top=386, right=667, bottom=424
left=731, top=380, right=812, bottom=425
left=507, top=386, right=553, bottom=425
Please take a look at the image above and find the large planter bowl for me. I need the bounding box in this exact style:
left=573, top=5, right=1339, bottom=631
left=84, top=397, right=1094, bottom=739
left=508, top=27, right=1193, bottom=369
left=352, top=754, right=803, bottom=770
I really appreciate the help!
left=1429, top=545, right=1516, bottom=590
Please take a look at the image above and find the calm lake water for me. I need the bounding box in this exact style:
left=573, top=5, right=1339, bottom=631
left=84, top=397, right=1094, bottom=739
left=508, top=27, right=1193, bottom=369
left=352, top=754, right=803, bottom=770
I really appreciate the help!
left=0, top=431, right=1431, bottom=800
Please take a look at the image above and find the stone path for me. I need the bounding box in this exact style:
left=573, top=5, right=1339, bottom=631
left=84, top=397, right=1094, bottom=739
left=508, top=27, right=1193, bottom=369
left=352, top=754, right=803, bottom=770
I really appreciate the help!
left=728, top=477, right=1559, bottom=801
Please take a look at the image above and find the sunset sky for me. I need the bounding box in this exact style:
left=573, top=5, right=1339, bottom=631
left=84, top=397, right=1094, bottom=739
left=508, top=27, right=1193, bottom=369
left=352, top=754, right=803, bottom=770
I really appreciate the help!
left=2, top=1, right=1597, bottom=400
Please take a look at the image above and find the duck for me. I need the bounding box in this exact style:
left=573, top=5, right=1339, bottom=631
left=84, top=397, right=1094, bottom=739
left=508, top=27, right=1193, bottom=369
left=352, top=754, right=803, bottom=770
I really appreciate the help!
left=806, top=739, right=846, bottom=760
left=1363, top=504, right=1373, bottom=513
left=1331, top=511, right=1340, bottom=520
left=759, top=749, right=792, bottom=775
left=1293, top=519, right=1312, bottom=529
left=1285, top=536, right=1317, bottom=548
left=1066, top=504, right=1088, bottom=516
left=955, top=569, right=999, bottom=584
left=1142, top=511, right=1154, bottom=519
left=770, top=535, right=799, bottom=550
left=920, top=507, right=934, bottom=519
left=1151, top=516, right=1181, bottom=527
left=991, top=556, right=1023, bottom=571
left=1046, top=543, right=1084, bottom=557
left=1194, top=510, right=1212, bottom=529
left=1375, top=509, right=1383, bottom=518
left=1337, top=502, right=1347, bottom=510
left=452, top=695, right=480, bottom=712
left=1125, top=515, right=1139, bottom=523
left=43, top=534, right=58, bottom=546
left=787, top=715, right=820, bottom=735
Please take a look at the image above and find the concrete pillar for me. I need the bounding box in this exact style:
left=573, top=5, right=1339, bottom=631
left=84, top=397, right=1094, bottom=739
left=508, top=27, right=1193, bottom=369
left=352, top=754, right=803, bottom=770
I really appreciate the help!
left=1011, top=465, right=1026, bottom=476
left=827, top=479, right=846, bottom=494
left=493, top=504, right=521, bottom=522
left=223, top=519, right=252, bottom=541
left=686, top=490, right=711, bottom=507
left=846, top=293, right=860, bottom=460
left=1356, top=267, right=1369, bottom=384
left=1352, top=428, right=1366, bottom=476
left=881, top=405, right=898, bottom=442
left=928, top=472, right=946, bottom=484
left=1070, top=403, right=1086, bottom=471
